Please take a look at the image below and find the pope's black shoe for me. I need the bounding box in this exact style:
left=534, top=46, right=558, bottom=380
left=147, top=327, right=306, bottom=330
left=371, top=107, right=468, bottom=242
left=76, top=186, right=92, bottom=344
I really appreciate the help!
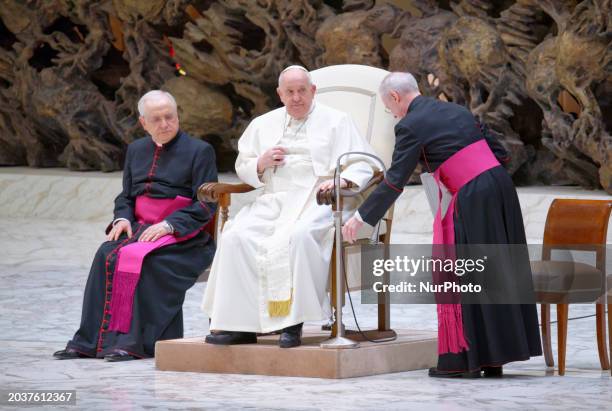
left=205, top=331, right=257, bottom=345
left=428, top=367, right=481, bottom=378
left=483, top=366, right=503, bottom=377
left=104, top=349, right=137, bottom=362
left=279, top=323, right=303, bottom=348
left=53, top=348, right=88, bottom=360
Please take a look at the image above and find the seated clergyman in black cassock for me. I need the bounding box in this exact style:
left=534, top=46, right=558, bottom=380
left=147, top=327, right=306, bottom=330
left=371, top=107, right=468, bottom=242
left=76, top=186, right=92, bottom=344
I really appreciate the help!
left=53, top=90, right=218, bottom=362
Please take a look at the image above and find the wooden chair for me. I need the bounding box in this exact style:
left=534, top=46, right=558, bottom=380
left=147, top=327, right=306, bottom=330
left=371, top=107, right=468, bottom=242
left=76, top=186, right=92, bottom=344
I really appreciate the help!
left=197, top=64, right=398, bottom=339
left=530, top=199, right=612, bottom=375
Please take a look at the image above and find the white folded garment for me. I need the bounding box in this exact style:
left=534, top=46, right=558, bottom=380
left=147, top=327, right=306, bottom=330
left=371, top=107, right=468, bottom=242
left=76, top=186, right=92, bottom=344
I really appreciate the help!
left=420, top=172, right=452, bottom=218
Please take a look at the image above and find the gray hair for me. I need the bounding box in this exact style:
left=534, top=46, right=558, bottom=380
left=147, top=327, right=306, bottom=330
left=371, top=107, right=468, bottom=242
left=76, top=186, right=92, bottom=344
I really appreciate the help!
left=278, top=65, right=312, bottom=86
left=379, top=72, right=420, bottom=98
left=137, top=90, right=177, bottom=117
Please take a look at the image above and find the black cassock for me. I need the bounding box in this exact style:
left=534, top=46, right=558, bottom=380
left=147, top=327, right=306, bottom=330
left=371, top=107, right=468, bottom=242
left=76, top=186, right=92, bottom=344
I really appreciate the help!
left=359, top=96, right=542, bottom=372
left=65, top=131, right=217, bottom=358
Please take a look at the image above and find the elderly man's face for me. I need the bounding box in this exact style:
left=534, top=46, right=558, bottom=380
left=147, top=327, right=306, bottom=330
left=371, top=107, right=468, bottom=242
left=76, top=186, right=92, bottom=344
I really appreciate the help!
left=382, top=91, right=408, bottom=119
left=277, top=70, right=316, bottom=119
left=139, top=100, right=179, bottom=143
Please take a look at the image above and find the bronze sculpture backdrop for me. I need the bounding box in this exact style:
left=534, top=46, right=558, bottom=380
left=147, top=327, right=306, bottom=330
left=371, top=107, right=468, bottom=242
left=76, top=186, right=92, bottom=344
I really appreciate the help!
left=0, top=0, right=610, bottom=192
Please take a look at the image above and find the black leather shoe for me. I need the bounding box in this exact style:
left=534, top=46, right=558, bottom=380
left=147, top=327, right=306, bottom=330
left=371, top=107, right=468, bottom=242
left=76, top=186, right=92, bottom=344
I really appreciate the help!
left=428, top=367, right=481, bottom=378
left=53, top=348, right=88, bottom=360
left=205, top=331, right=257, bottom=345
left=483, top=366, right=503, bottom=377
left=104, top=349, right=137, bottom=362
left=279, top=323, right=303, bottom=348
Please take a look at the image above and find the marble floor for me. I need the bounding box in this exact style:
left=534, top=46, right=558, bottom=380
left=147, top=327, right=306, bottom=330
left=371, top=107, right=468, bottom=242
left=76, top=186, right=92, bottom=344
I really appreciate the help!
left=1, top=217, right=612, bottom=410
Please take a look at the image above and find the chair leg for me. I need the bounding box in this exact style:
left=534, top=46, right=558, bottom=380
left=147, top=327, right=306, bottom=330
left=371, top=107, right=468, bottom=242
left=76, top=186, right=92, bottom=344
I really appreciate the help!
left=557, top=304, right=568, bottom=376
left=330, top=245, right=338, bottom=338
left=541, top=303, right=554, bottom=367
left=608, top=304, right=612, bottom=377
left=596, top=303, right=610, bottom=370
left=377, top=234, right=391, bottom=331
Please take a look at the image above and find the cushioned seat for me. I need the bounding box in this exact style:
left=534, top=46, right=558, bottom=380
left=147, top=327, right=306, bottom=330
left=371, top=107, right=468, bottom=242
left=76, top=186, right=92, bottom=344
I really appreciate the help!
left=531, top=260, right=605, bottom=293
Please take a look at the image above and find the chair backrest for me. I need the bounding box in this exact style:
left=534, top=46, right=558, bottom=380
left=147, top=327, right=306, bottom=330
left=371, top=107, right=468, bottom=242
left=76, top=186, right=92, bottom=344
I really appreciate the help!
left=542, top=199, right=612, bottom=269
left=543, top=199, right=612, bottom=246
left=310, top=64, right=397, bottom=168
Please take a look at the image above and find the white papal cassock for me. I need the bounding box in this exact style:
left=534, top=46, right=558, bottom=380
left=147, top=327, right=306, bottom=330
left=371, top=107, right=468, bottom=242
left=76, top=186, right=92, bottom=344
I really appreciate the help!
left=202, top=102, right=375, bottom=333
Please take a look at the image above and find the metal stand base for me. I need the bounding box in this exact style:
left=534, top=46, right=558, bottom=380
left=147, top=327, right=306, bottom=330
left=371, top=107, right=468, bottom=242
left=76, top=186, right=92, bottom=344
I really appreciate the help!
left=320, top=336, right=360, bottom=349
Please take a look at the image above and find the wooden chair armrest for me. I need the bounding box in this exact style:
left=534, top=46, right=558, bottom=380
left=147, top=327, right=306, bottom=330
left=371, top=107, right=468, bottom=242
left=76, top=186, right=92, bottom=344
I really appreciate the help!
left=197, top=182, right=257, bottom=235
left=316, top=171, right=384, bottom=205
left=197, top=182, right=256, bottom=203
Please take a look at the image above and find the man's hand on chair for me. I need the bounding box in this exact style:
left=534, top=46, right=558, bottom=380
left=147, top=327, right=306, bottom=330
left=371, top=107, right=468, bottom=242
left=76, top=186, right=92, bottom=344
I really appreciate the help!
left=342, top=216, right=363, bottom=244
left=318, top=178, right=349, bottom=192
left=107, top=220, right=132, bottom=241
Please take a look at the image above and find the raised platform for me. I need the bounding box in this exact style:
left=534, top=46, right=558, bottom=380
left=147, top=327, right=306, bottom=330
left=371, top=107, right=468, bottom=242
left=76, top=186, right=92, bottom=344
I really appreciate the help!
left=155, top=327, right=437, bottom=379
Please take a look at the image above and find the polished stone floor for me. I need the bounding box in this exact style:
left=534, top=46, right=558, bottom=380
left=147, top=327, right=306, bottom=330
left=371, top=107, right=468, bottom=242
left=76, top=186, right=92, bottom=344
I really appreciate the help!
left=2, top=217, right=612, bottom=410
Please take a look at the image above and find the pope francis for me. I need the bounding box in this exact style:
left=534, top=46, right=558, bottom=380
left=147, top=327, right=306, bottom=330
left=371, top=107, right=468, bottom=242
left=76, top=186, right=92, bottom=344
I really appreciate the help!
left=202, top=65, right=376, bottom=348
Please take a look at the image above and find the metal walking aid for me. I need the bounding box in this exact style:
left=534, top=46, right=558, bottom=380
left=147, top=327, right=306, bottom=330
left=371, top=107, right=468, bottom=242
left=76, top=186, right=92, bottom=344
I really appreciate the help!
left=320, top=151, right=386, bottom=349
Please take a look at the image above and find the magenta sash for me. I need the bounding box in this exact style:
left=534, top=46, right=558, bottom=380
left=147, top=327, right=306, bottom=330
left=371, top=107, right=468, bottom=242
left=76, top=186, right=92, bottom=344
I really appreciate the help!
left=432, top=139, right=500, bottom=354
left=108, top=195, right=197, bottom=333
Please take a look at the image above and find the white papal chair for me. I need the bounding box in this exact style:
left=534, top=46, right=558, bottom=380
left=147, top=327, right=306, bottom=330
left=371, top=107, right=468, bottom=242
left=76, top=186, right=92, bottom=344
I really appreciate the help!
left=198, top=64, right=398, bottom=340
